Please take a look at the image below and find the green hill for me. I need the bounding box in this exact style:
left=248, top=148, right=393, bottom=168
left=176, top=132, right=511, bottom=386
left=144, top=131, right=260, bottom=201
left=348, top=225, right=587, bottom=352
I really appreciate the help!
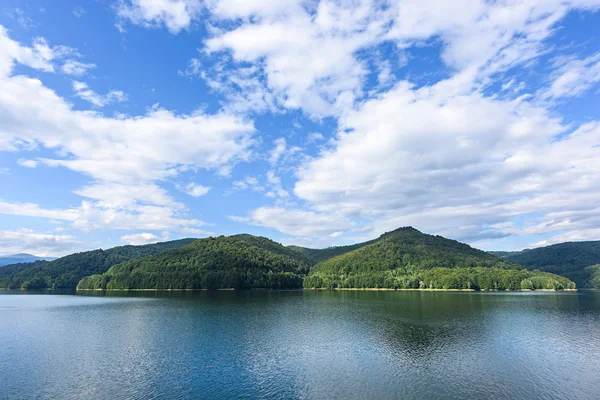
left=305, top=227, right=574, bottom=290
left=0, top=238, right=197, bottom=290
left=77, top=235, right=311, bottom=290
left=493, top=241, right=600, bottom=288
left=287, top=240, right=375, bottom=264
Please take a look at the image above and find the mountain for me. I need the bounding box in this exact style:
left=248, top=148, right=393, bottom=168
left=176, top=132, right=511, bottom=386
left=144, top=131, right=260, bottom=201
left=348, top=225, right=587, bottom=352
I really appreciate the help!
left=77, top=235, right=311, bottom=290
left=492, top=241, right=600, bottom=288
left=305, top=227, right=574, bottom=290
left=0, top=253, right=56, bottom=267
left=77, top=228, right=574, bottom=291
left=0, top=239, right=197, bottom=290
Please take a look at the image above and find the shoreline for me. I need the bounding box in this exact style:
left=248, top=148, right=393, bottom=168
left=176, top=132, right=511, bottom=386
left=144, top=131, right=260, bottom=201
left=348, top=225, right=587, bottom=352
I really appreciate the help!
left=72, top=287, right=578, bottom=292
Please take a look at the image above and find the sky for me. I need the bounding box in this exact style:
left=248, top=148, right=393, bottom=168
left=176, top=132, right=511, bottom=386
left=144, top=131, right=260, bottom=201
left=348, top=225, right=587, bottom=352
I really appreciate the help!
left=0, top=0, right=600, bottom=257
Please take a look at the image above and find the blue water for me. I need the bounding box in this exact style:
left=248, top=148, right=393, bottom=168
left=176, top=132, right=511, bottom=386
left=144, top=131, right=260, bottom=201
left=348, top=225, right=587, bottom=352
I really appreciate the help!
left=1, top=290, right=599, bottom=399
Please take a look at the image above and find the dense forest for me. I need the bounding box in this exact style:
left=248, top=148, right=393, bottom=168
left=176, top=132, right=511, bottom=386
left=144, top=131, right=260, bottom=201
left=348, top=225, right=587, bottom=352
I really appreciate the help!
left=304, top=267, right=575, bottom=290
left=311, top=227, right=519, bottom=275
left=287, top=240, right=376, bottom=263
left=492, top=241, right=600, bottom=288
left=75, top=227, right=574, bottom=291
left=0, top=239, right=196, bottom=290
left=305, top=227, right=573, bottom=290
left=584, top=265, right=600, bottom=289
left=1, top=227, right=578, bottom=292
left=77, top=235, right=311, bottom=290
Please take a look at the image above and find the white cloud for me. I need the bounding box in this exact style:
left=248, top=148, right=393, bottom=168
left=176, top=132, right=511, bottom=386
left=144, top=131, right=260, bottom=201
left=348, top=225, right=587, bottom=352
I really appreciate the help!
left=306, top=132, right=324, bottom=143
left=268, top=137, right=302, bottom=167
left=540, top=52, right=600, bottom=100
left=265, top=170, right=289, bottom=199
left=72, top=80, right=127, bottom=107
left=231, top=176, right=265, bottom=193
left=532, top=228, right=600, bottom=247
left=291, top=79, right=600, bottom=242
left=0, top=201, right=79, bottom=221
left=0, top=27, right=255, bottom=233
left=62, top=60, right=96, bottom=76
left=203, top=0, right=390, bottom=117
left=200, top=0, right=600, bottom=119
left=4, top=8, right=36, bottom=29
left=179, top=227, right=212, bottom=236
left=269, top=137, right=287, bottom=165
left=230, top=207, right=353, bottom=237
left=121, top=232, right=165, bottom=245
left=116, top=0, right=202, bottom=34
left=181, top=183, right=211, bottom=197
left=18, top=158, right=38, bottom=168
left=0, top=228, right=80, bottom=257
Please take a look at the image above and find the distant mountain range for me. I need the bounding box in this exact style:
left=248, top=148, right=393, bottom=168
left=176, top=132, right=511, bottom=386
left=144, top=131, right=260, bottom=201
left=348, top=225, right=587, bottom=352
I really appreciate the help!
left=0, top=253, right=57, bottom=267
left=2, top=229, right=591, bottom=291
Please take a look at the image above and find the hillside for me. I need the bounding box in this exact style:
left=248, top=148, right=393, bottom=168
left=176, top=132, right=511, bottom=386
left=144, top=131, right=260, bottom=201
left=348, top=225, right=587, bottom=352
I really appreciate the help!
left=305, top=227, right=574, bottom=290
left=0, top=238, right=197, bottom=290
left=287, top=240, right=375, bottom=264
left=77, top=235, right=311, bottom=290
left=493, top=241, right=600, bottom=287
left=0, top=253, right=56, bottom=267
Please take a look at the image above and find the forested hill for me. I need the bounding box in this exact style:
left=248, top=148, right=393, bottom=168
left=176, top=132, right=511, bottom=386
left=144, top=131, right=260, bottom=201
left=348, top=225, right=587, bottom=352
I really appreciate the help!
left=77, top=235, right=312, bottom=290
left=491, top=241, right=600, bottom=288
left=311, top=227, right=517, bottom=274
left=3, top=228, right=576, bottom=291
left=0, top=238, right=197, bottom=290
left=305, top=227, right=574, bottom=290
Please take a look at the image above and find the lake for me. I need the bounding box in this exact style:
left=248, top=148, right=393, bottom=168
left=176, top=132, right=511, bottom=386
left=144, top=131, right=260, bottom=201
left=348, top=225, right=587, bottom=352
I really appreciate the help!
left=1, top=290, right=599, bottom=399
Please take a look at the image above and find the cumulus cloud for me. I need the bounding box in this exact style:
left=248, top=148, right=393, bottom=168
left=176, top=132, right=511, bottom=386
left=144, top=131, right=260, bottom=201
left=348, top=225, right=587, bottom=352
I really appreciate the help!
left=5, top=1, right=600, bottom=249
left=204, top=0, right=387, bottom=117
left=230, top=207, right=354, bottom=237
left=121, top=232, right=167, bottom=245
left=291, top=81, right=600, bottom=242
left=0, top=27, right=254, bottom=234
left=62, top=60, right=96, bottom=76
left=0, top=228, right=81, bottom=257
left=116, top=0, right=202, bottom=34
left=199, top=0, right=600, bottom=244
left=181, top=183, right=211, bottom=197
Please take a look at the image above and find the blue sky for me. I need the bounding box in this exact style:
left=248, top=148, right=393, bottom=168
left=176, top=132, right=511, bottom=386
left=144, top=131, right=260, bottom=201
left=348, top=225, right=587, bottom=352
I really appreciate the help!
left=1, top=0, right=600, bottom=256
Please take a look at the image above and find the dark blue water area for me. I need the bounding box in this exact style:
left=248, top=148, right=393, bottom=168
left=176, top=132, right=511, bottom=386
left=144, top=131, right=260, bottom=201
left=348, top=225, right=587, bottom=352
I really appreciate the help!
left=1, top=290, right=599, bottom=399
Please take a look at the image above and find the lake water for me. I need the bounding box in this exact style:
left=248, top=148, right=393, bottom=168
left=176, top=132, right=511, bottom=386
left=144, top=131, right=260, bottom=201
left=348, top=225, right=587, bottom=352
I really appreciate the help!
left=1, top=290, right=599, bottom=399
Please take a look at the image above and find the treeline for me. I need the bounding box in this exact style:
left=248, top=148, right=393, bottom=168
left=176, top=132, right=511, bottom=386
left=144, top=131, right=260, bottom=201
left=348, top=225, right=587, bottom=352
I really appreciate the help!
left=77, top=235, right=310, bottom=290
left=78, top=271, right=303, bottom=290
left=3, top=227, right=579, bottom=292
left=304, top=267, right=576, bottom=290
left=0, top=239, right=196, bottom=290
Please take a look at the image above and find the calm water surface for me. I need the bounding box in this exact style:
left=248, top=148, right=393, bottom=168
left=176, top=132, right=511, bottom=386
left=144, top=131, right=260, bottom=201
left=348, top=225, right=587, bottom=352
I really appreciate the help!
left=1, top=290, right=599, bottom=399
